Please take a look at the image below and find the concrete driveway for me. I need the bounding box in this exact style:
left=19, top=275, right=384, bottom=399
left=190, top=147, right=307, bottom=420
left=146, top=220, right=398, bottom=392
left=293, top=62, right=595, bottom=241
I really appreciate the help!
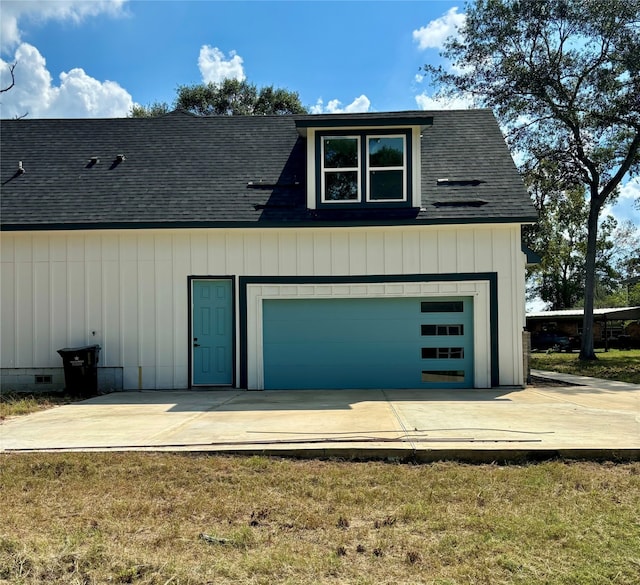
left=1, top=371, right=638, bottom=461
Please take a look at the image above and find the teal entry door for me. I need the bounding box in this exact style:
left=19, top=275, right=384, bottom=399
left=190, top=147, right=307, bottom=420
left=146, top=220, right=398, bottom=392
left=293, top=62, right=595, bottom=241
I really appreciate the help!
left=192, top=279, right=233, bottom=386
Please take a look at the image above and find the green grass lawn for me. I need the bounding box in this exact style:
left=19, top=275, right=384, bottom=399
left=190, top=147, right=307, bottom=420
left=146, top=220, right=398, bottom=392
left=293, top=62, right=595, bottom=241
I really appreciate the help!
left=530, top=348, right=640, bottom=384
left=0, top=453, right=638, bottom=585
left=2, top=357, right=638, bottom=582
left=0, top=392, right=76, bottom=421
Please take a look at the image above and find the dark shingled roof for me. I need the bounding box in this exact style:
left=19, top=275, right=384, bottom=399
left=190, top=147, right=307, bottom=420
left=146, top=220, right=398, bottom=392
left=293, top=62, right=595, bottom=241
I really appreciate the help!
left=0, top=109, right=536, bottom=230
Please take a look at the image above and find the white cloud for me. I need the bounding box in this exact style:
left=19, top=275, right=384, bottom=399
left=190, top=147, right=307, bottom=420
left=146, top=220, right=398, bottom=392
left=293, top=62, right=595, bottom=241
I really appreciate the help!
left=0, top=43, right=133, bottom=118
left=415, top=92, right=474, bottom=110
left=413, top=7, right=465, bottom=50
left=198, top=46, right=245, bottom=84
left=309, top=101, right=323, bottom=114
left=1, top=0, right=127, bottom=50
left=0, top=0, right=132, bottom=118
left=310, top=95, right=371, bottom=114
left=602, top=177, right=640, bottom=226
left=619, top=176, right=640, bottom=202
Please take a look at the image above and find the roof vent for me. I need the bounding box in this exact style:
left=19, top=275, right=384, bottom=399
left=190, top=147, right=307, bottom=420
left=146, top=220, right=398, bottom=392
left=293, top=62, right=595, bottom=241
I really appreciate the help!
left=17, top=161, right=25, bottom=175
left=437, top=178, right=484, bottom=186
left=116, top=154, right=126, bottom=162
left=432, top=199, right=488, bottom=207
left=247, top=179, right=301, bottom=189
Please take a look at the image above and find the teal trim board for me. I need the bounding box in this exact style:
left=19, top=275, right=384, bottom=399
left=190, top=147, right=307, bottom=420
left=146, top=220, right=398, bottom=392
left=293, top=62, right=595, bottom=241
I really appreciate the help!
left=262, top=296, right=473, bottom=390
left=192, top=279, right=233, bottom=385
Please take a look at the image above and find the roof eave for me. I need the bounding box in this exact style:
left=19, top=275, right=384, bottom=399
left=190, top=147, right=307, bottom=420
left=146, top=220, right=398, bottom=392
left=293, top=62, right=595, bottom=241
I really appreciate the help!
left=0, top=215, right=540, bottom=232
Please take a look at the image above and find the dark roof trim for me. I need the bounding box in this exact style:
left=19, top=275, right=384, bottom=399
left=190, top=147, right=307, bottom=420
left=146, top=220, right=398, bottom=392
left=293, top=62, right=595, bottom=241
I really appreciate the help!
left=522, top=244, right=542, bottom=265
left=0, top=215, right=540, bottom=232
left=294, top=115, right=433, bottom=130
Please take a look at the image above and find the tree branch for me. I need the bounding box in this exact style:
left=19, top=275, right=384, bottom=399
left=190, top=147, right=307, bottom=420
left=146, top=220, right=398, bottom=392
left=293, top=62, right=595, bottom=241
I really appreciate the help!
left=600, top=131, right=640, bottom=202
left=1, top=62, right=16, bottom=93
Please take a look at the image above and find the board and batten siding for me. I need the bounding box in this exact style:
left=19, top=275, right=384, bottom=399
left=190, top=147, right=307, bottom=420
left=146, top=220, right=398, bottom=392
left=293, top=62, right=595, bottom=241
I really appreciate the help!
left=0, top=224, right=526, bottom=389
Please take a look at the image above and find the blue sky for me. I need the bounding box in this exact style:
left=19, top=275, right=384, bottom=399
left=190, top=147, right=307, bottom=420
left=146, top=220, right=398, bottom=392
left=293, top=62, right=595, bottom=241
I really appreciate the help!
left=0, top=0, right=637, bottom=228
left=0, top=0, right=466, bottom=116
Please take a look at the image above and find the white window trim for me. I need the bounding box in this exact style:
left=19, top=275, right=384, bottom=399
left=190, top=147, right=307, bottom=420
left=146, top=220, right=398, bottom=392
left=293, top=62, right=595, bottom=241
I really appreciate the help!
left=320, top=135, right=361, bottom=203
left=365, top=134, right=407, bottom=203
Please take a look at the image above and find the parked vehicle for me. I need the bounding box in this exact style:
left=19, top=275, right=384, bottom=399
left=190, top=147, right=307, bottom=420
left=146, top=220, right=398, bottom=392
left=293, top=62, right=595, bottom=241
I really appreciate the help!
left=531, top=332, right=574, bottom=352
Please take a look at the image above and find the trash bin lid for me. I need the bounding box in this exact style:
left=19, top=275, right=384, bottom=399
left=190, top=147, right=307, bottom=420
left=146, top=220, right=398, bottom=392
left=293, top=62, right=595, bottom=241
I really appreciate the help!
left=57, top=345, right=101, bottom=353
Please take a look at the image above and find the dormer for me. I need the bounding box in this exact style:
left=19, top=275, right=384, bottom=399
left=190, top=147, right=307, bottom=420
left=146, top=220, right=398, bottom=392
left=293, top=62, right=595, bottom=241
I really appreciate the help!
left=295, top=113, right=433, bottom=210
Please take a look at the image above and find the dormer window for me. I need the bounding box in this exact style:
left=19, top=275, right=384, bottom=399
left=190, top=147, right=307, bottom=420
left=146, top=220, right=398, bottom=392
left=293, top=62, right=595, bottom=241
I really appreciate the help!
left=317, top=129, right=411, bottom=207
left=322, top=136, right=360, bottom=201
left=367, top=136, right=405, bottom=201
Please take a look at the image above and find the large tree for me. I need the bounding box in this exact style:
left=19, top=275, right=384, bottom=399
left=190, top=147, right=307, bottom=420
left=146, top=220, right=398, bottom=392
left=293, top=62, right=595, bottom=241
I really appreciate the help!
left=131, top=78, right=307, bottom=117
left=425, top=0, right=640, bottom=360
left=525, top=183, right=618, bottom=310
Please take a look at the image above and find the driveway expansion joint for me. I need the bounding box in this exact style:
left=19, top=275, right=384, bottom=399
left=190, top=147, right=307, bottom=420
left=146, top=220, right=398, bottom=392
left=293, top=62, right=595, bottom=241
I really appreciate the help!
left=381, top=389, right=417, bottom=453
left=2, top=380, right=638, bottom=458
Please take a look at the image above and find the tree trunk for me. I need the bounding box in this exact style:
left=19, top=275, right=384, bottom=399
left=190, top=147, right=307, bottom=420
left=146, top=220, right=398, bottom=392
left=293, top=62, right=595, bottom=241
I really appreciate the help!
left=579, top=195, right=601, bottom=361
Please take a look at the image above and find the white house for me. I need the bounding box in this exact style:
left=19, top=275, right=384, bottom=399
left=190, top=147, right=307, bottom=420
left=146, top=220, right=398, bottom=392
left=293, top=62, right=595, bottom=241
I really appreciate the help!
left=0, top=110, right=537, bottom=391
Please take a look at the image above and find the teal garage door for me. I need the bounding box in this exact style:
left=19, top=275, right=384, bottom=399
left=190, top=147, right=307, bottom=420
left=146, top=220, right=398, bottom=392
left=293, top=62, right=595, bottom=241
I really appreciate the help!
left=262, top=296, right=473, bottom=389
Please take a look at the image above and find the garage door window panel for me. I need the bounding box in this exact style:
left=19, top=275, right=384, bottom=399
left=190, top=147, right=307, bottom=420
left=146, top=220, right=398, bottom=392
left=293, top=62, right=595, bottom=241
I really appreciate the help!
left=421, top=347, right=465, bottom=359
left=421, top=324, right=464, bottom=336
left=421, top=301, right=464, bottom=313
left=422, top=370, right=466, bottom=383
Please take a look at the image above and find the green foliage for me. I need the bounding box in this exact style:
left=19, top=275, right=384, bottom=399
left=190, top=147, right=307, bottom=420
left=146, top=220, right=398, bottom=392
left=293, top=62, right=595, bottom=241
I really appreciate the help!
left=129, top=101, right=171, bottom=118
left=525, top=161, right=640, bottom=310
left=129, top=79, right=307, bottom=117
left=611, top=221, right=640, bottom=280
left=0, top=392, right=75, bottom=420
left=527, top=188, right=591, bottom=309
left=628, top=283, right=640, bottom=307
left=426, top=0, right=640, bottom=184
left=597, top=282, right=640, bottom=309
left=175, top=78, right=307, bottom=116
left=596, top=221, right=640, bottom=307
left=425, top=0, right=640, bottom=358
left=525, top=179, right=620, bottom=309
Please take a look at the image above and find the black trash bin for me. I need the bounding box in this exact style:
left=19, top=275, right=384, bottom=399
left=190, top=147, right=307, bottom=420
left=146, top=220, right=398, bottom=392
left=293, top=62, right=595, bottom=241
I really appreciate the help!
left=57, top=345, right=101, bottom=397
